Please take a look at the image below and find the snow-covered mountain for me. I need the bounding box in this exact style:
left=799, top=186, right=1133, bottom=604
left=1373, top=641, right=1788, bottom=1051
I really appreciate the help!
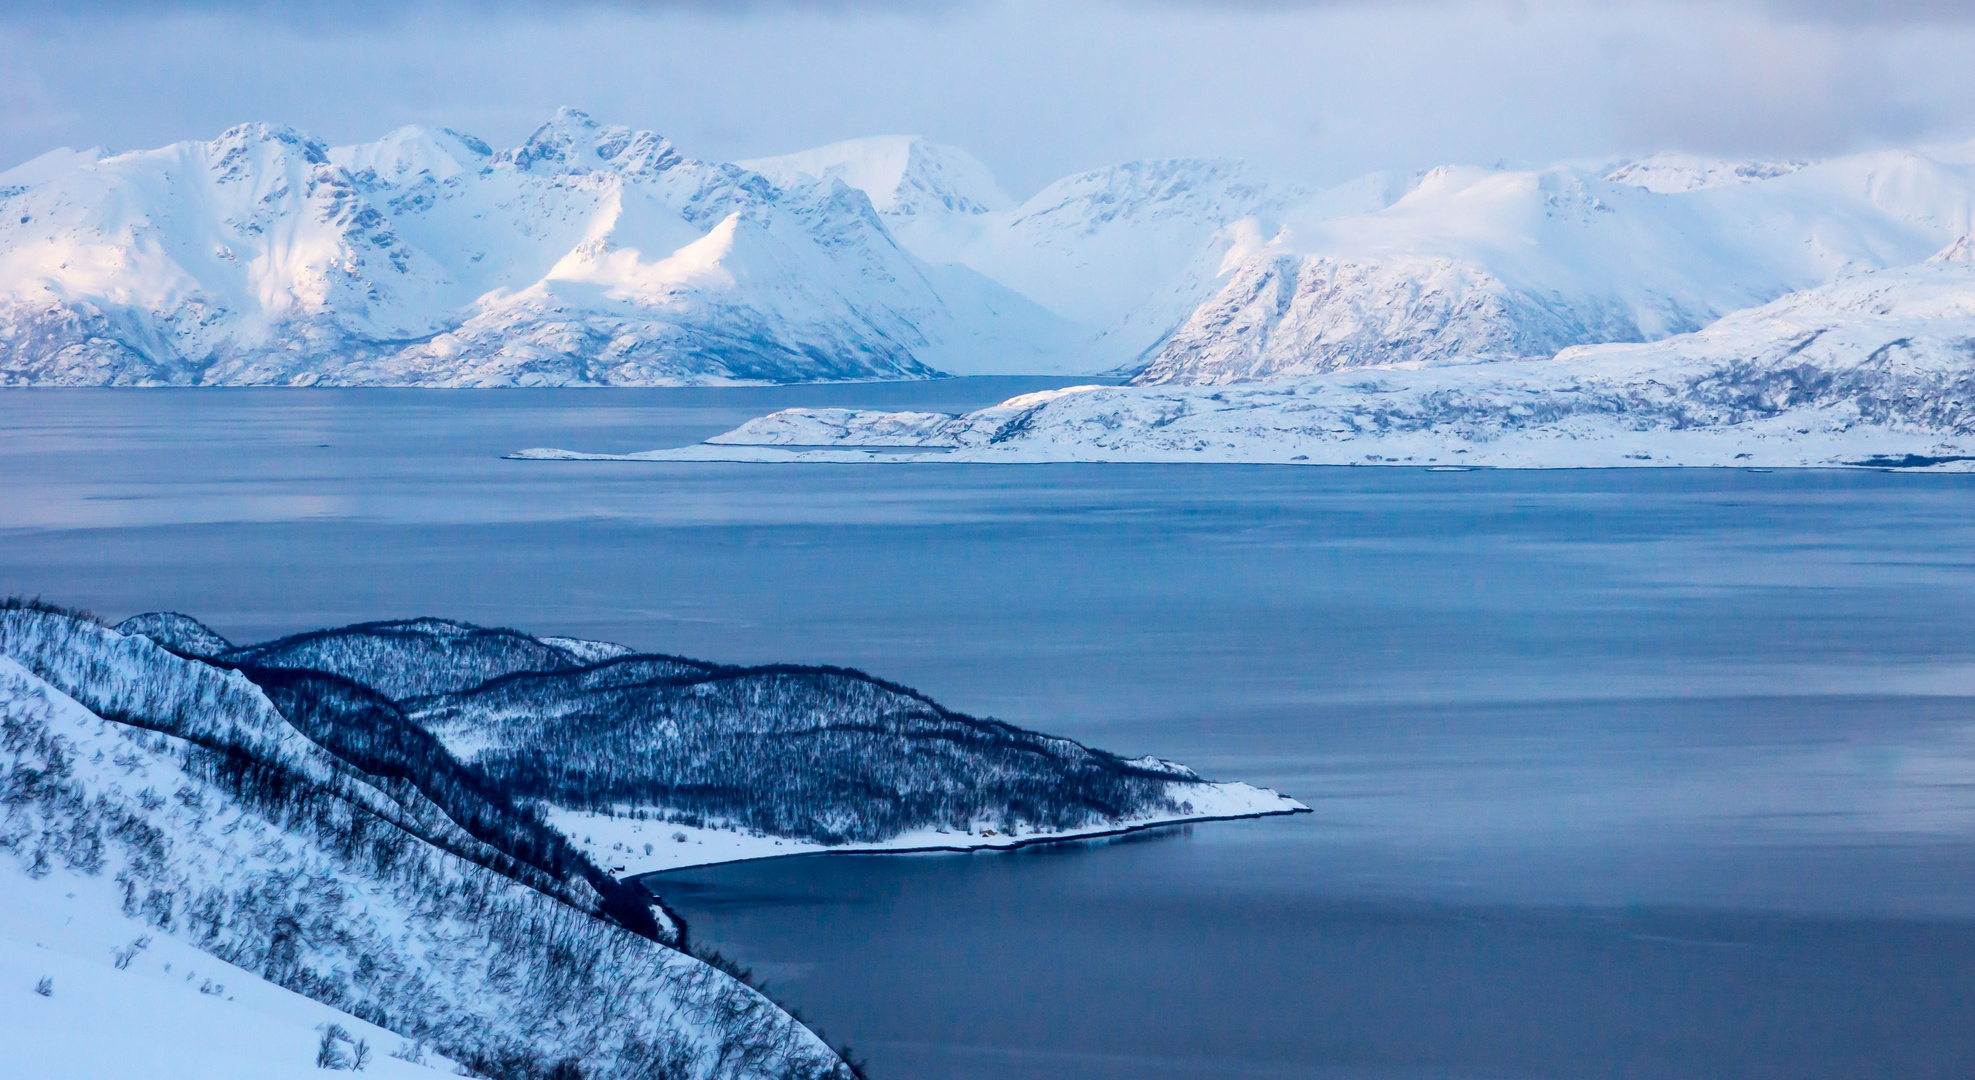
left=523, top=233, right=1975, bottom=469
left=5, top=116, right=1975, bottom=387
left=742, top=147, right=1330, bottom=370
left=3, top=603, right=1298, bottom=1076
left=1129, top=148, right=1975, bottom=384
left=740, top=135, right=1975, bottom=383
left=738, top=135, right=1011, bottom=221
left=0, top=110, right=1072, bottom=386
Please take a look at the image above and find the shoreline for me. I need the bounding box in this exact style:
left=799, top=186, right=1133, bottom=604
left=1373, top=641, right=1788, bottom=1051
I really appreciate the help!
left=507, top=451, right=1975, bottom=473
left=629, top=803, right=1313, bottom=882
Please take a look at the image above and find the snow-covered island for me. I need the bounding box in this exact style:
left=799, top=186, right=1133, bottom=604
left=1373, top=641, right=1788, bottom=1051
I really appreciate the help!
left=1, top=601, right=1304, bottom=1078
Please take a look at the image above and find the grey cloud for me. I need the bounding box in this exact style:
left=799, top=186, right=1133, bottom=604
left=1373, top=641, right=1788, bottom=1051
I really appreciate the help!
left=2, top=0, right=1972, bottom=193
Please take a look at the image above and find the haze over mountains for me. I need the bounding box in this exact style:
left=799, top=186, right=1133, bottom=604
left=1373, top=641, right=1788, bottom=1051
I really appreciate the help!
left=4, top=109, right=1973, bottom=390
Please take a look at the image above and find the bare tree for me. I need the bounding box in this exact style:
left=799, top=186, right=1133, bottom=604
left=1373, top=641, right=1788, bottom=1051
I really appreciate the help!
left=317, top=1026, right=349, bottom=1070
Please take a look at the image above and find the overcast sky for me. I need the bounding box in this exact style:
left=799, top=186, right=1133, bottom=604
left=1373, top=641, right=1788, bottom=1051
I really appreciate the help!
left=4, top=0, right=1974, bottom=195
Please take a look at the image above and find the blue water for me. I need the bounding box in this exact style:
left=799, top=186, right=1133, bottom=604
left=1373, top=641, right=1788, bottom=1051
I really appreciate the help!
left=4, top=383, right=1974, bottom=1078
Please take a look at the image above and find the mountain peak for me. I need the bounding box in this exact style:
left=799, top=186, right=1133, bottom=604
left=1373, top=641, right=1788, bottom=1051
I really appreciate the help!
left=1602, top=153, right=1810, bottom=194
left=1930, top=232, right=1975, bottom=263
left=498, top=107, right=681, bottom=176
left=333, top=124, right=490, bottom=184
left=208, top=122, right=330, bottom=178
left=739, top=135, right=1011, bottom=217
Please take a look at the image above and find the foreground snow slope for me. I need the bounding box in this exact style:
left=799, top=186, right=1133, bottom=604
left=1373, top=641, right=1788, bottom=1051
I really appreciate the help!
left=0, top=612, right=850, bottom=1079
left=518, top=238, right=1975, bottom=470
left=2, top=875, right=447, bottom=1078
left=0, top=110, right=1071, bottom=386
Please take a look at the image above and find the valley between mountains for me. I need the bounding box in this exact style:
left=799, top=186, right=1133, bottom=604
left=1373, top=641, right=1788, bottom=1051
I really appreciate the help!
left=0, top=601, right=1302, bottom=1079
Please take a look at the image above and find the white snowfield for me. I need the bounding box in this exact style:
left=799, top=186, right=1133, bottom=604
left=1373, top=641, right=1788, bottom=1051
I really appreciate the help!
left=2, top=870, right=448, bottom=1079
left=516, top=241, right=1975, bottom=470
left=550, top=780, right=1308, bottom=878
left=5, top=113, right=1975, bottom=387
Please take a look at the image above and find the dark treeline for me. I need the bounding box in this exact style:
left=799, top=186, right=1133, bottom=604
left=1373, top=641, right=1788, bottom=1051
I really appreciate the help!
left=219, top=618, right=679, bottom=699
left=425, top=664, right=1186, bottom=844
left=137, top=614, right=1197, bottom=848
left=230, top=664, right=669, bottom=942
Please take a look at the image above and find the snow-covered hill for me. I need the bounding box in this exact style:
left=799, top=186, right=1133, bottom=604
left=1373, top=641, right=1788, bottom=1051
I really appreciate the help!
left=522, top=235, right=1975, bottom=469
left=3, top=881, right=450, bottom=1079
left=161, top=615, right=1303, bottom=877
left=0, top=606, right=852, bottom=1078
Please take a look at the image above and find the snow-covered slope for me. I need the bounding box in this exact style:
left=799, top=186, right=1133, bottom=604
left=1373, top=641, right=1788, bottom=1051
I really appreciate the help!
left=0, top=110, right=1072, bottom=386
left=739, top=136, right=1975, bottom=383
left=1600, top=153, right=1812, bottom=194
left=3, top=846, right=454, bottom=1079
left=523, top=236, right=1975, bottom=470
left=1130, top=148, right=1975, bottom=384
left=0, top=609, right=852, bottom=1078
left=747, top=146, right=1327, bottom=370
left=739, top=135, right=1011, bottom=220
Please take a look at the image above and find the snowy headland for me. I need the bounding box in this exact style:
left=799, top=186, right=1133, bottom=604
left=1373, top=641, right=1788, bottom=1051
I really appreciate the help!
left=553, top=780, right=1307, bottom=878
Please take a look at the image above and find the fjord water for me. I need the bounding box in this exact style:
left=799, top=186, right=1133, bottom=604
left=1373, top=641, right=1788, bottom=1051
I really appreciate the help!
left=5, top=383, right=1974, bottom=1079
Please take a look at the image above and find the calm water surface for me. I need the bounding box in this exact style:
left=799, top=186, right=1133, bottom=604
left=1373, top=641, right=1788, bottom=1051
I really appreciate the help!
left=4, top=384, right=1974, bottom=1078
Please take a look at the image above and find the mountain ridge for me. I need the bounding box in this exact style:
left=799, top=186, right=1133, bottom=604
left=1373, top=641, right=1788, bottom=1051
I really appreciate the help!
left=5, top=115, right=1975, bottom=388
